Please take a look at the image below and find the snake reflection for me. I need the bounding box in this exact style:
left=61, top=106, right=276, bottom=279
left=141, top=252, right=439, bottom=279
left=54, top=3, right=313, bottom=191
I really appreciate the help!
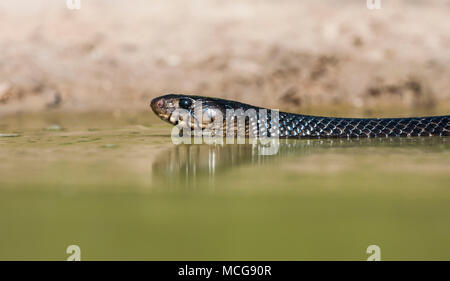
left=151, top=137, right=448, bottom=188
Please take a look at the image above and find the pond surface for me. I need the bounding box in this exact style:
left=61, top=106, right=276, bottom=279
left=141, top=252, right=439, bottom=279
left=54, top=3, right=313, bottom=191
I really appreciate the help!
left=0, top=112, right=449, bottom=260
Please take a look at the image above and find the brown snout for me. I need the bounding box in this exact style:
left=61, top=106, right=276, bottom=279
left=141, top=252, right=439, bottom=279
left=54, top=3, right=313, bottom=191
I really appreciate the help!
left=150, top=97, right=165, bottom=114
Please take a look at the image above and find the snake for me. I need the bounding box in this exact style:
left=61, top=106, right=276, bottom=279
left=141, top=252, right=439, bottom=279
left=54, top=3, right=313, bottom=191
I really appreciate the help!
left=150, top=94, right=449, bottom=138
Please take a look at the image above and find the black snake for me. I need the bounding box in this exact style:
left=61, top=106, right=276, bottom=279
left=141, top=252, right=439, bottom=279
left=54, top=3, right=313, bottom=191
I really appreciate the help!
left=150, top=94, right=449, bottom=138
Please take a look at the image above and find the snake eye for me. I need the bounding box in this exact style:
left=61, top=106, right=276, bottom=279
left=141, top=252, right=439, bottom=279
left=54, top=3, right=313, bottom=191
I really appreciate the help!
left=179, top=98, right=192, bottom=109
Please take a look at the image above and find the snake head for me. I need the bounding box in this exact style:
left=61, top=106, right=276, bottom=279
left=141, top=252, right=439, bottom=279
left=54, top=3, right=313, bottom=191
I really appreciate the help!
left=150, top=94, right=229, bottom=129
left=151, top=94, right=193, bottom=125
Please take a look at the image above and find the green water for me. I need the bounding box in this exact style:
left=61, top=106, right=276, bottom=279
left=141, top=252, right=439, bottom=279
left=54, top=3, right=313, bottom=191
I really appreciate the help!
left=0, top=113, right=449, bottom=260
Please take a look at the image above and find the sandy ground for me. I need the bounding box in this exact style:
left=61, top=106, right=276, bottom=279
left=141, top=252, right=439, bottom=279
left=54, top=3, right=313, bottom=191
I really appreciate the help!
left=0, top=0, right=449, bottom=116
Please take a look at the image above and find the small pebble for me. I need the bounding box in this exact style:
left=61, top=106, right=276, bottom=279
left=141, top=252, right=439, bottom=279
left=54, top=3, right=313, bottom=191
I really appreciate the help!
left=103, top=144, right=117, bottom=148
left=46, top=125, right=64, bottom=131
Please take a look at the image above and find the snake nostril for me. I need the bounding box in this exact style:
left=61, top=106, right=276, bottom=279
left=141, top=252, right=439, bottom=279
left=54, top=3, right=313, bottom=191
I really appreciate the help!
left=157, top=99, right=165, bottom=108
left=150, top=97, right=165, bottom=113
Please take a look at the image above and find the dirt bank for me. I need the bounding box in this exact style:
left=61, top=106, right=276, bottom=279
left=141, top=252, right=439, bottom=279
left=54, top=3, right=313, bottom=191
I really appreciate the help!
left=0, top=0, right=449, bottom=116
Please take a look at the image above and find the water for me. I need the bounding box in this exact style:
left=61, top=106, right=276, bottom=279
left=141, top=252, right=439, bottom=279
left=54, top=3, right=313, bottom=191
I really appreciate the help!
left=0, top=113, right=449, bottom=260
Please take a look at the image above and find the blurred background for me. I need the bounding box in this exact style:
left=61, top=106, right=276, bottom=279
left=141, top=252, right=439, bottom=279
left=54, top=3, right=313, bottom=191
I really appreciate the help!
left=0, top=0, right=449, bottom=116
left=0, top=0, right=449, bottom=261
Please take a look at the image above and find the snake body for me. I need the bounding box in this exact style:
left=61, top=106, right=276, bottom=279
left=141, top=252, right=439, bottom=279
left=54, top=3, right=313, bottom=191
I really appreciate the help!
left=275, top=111, right=448, bottom=138
left=150, top=94, right=449, bottom=138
